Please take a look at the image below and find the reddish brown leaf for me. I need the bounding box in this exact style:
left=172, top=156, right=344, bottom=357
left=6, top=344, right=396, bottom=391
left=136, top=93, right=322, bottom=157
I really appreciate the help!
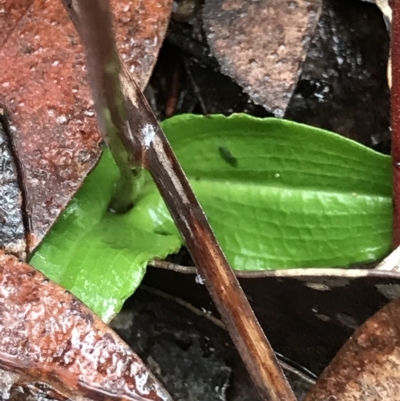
left=0, top=0, right=31, bottom=46
left=0, top=251, right=173, bottom=401
left=202, top=0, right=322, bottom=116
left=303, top=295, right=400, bottom=400
left=0, top=0, right=172, bottom=254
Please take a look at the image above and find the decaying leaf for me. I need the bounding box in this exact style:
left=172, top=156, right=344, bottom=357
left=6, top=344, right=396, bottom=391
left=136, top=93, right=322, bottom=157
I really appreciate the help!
left=0, top=251, right=174, bottom=401
left=202, top=0, right=322, bottom=116
left=0, top=119, right=25, bottom=259
left=0, top=0, right=172, bottom=254
left=304, top=295, right=400, bottom=400
left=301, top=245, right=400, bottom=399
left=0, top=0, right=31, bottom=47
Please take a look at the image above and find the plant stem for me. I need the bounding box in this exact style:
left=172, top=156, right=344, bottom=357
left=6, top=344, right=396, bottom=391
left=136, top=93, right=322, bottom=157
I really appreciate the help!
left=392, top=1, right=400, bottom=247
left=62, top=1, right=297, bottom=399
left=67, top=0, right=141, bottom=214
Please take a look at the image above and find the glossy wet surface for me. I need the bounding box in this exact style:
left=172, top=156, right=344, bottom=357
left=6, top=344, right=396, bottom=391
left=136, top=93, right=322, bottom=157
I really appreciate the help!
left=152, top=0, right=390, bottom=151
left=0, top=253, right=173, bottom=401
left=286, top=0, right=391, bottom=149
left=0, top=0, right=172, bottom=253
left=0, top=121, right=25, bottom=259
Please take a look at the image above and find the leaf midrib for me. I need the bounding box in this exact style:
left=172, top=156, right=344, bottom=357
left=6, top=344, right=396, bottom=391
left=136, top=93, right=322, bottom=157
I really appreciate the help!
left=188, top=178, right=392, bottom=199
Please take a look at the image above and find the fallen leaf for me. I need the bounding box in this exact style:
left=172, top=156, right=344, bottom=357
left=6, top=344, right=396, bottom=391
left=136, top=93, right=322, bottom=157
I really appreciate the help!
left=303, top=294, right=400, bottom=400
left=0, top=0, right=172, bottom=254
left=0, top=119, right=25, bottom=259
left=0, top=251, right=174, bottom=401
left=0, top=0, right=31, bottom=47
left=286, top=0, right=391, bottom=146
left=202, top=0, right=322, bottom=116
left=167, top=0, right=390, bottom=147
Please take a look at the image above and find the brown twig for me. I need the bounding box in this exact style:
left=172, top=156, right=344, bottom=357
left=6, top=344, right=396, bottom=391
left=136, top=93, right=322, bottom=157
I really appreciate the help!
left=122, top=80, right=297, bottom=401
left=61, top=1, right=296, bottom=399
left=148, top=259, right=197, bottom=274
left=165, top=62, right=181, bottom=117
left=392, top=1, right=400, bottom=247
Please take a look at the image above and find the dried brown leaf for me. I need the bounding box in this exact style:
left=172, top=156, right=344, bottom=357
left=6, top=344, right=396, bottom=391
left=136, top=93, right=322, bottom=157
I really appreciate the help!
left=0, top=251, right=173, bottom=401
left=304, top=294, right=400, bottom=400
left=0, top=0, right=172, bottom=254
left=203, top=0, right=322, bottom=116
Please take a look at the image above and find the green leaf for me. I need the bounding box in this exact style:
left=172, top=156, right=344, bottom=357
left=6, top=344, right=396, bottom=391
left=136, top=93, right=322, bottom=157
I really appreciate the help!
left=134, top=114, right=392, bottom=269
left=30, top=151, right=181, bottom=322
left=31, top=114, right=393, bottom=321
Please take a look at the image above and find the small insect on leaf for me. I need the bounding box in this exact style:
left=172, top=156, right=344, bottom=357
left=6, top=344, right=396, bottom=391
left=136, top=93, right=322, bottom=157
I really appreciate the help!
left=218, top=146, right=238, bottom=168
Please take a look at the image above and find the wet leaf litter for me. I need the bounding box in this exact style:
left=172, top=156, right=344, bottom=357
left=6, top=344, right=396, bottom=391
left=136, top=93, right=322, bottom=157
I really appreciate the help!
left=304, top=295, right=400, bottom=401
left=0, top=0, right=176, bottom=400
left=0, top=0, right=172, bottom=252
left=0, top=119, right=25, bottom=259
left=203, top=0, right=322, bottom=115
left=0, top=0, right=398, bottom=400
left=0, top=252, right=173, bottom=401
